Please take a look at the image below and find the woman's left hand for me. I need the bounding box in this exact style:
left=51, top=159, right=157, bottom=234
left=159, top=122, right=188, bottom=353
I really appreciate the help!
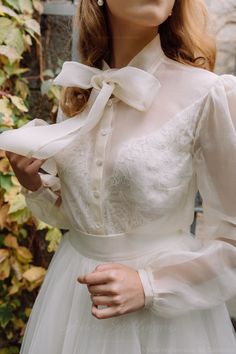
left=77, top=263, right=145, bottom=319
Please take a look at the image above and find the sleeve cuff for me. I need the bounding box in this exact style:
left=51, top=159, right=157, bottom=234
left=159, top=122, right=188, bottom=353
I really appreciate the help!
left=21, top=184, right=59, bottom=205
left=137, top=268, right=154, bottom=309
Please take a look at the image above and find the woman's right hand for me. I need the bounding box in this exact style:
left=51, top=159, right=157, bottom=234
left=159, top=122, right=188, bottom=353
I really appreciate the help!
left=5, top=151, right=46, bottom=192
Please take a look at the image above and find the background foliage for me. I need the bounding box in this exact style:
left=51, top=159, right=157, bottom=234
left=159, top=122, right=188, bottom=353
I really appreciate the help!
left=0, top=0, right=62, bottom=351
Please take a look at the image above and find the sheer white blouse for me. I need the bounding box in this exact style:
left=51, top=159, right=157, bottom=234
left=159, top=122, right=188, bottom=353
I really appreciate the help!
left=0, top=33, right=236, bottom=318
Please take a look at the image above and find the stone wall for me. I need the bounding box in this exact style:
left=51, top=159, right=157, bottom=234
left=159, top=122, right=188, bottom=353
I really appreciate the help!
left=206, top=0, right=236, bottom=74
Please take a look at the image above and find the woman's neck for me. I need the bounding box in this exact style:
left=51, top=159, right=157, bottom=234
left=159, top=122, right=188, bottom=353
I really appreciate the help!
left=106, top=13, right=158, bottom=69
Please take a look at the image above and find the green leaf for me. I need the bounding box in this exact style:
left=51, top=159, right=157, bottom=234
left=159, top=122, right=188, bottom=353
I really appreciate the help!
left=0, top=18, right=13, bottom=44
left=18, top=0, right=33, bottom=14
left=18, top=227, right=28, bottom=239
left=0, top=173, right=13, bottom=191
left=0, top=69, right=6, bottom=86
left=0, top=304, right=13, bottom=328
left=15, top=116, right=30, bottom=128
left=4, top=63, right=29, bottom=77
left=4, top=0, right=21, bottom=12
left=15, top=78, right=30, bottom=100
left=9, top=207, right=31, bottom=224
left=4, top=27, right=25, bottom=55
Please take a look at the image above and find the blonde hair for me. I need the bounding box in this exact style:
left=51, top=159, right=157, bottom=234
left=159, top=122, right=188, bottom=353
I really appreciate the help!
left=60, top=0, right=216, bottom=118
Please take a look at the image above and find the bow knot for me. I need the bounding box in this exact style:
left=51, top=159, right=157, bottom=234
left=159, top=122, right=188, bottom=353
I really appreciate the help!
left=91, top=72, right=116, bottom=91
left=0, top=61, right=161, bottom=176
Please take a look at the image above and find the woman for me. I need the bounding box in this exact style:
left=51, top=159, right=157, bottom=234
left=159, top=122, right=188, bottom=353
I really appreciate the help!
left=1, top=0, right=236, bottom=352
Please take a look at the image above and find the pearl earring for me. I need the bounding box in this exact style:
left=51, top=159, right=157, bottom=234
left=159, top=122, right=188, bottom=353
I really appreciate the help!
left=97, top=0, right=104, bottom=6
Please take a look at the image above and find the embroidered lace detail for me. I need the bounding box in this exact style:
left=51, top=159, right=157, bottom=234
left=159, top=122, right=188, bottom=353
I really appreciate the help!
left=102, top=101, right=203, bottom=233
left=55, top=133, right=97, bottom=233
left=54, top=99, right=204, bottom=234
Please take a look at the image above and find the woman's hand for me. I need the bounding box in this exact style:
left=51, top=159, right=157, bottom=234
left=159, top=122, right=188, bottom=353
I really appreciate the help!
left=5, top=151, right=46, bottom=192
left=77, top=263, right=145, bottom=319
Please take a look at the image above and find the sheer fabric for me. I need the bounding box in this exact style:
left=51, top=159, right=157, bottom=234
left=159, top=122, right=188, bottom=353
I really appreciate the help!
left=137, top=74, right=236, bottom=317
left=0, top=33, right=236, bottom=352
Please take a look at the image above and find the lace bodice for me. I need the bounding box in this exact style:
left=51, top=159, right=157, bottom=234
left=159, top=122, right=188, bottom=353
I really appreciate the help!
left=54, top=96, right=203, bottom=235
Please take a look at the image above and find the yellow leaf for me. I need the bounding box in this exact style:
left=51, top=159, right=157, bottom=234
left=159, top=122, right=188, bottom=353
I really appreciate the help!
left=16, top=246, right=32, bottom=264
left=0, top=204, right=10, bottom=229
left=0, top=249, right=10, bottom=263
left=11, top=256, right=23, bottom=280
left=4, top=185, right=20, bottom=204
left=32, top=0, right=43, bottom=14
left=0, top=158, right=10, bottom=174
left=9, top=95, right=28, bottom=112
left=12, top=316, right=25, bottom=330
left=0, top=5, right=20, bottom=21
left=0, top=150, right=6, bottom=158
left=36, top=219, right=52, bottom=230
left=24, top=307, right=31, bottom=317
left=8, top=275, right=22, bottom=295
left=8, top=193, right=26, bottom=213
left=4, top=234, right=18, bottom=249
left=24, top=19, right=40, bottom=35
left=9, top=207, right=31, bottom=224
left=23, top=266, right=46, bottom=282
left=0, top=258, right=11, bottom=280
left=45, top=228, right=62, bottom=253
left=11, top=175, right=21, bottom=187
left=0, top=45, right=21, bottom=63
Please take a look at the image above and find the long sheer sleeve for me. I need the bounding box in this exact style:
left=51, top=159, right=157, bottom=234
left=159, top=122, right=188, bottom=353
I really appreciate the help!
left=21, top=107, right=70, bottom=230
left=137, top=74, right=236, bottom=318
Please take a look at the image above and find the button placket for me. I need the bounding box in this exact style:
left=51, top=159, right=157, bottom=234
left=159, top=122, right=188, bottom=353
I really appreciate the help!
left=90, top=103, right=114, bottom=232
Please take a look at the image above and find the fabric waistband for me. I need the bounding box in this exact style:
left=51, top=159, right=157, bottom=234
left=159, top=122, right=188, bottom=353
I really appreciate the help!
left=66, top=223, right=198, bottom=261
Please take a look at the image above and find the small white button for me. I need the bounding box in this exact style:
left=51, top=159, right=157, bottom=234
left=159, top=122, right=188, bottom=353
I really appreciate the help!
left=96, top=159, right=103, bottom=166
left=93, top=191, right=100, bottom=198
left=101, top=129, right=107, bottom=136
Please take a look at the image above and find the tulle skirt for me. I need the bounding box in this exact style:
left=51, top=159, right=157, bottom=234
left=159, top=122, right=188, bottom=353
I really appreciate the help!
left=19, top=227, right=236, bottom=354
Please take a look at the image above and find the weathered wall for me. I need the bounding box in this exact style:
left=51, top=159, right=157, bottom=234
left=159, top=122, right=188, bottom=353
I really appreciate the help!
left=206, top=0, right=236, bottom=74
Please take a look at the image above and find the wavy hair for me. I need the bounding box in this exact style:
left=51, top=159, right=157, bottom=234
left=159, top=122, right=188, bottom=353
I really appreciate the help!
left=60, top=0, right=216, bottom=118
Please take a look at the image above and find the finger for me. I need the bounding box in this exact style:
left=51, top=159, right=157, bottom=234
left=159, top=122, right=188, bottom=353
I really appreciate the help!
left=14, top=156, right=37, bottom=170
left=90, top=294, right=116, bottom=306
left=6, top=152, right=23, bottom=163
left=77, top=269, right=115, bottom=285
left=24, top=159, right=46, bottom=173
left=91, top=303, right=123, bottom=320
left=94, top=263, right=123, bottom=272
left=87, top=283, right=115, bottom=295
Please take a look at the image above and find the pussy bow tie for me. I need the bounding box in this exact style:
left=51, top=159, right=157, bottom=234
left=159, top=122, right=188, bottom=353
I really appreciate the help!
left=0, top=61, right=161, bottom=175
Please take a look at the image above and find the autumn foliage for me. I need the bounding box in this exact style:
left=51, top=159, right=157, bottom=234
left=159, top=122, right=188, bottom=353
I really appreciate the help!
left=0, top=0, right=63, bottom=351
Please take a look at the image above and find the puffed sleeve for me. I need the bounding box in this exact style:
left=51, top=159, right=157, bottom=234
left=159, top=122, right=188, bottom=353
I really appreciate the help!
left=137, top=74, right=236, bottom=318
left=19, top=107, right=70, bottom=230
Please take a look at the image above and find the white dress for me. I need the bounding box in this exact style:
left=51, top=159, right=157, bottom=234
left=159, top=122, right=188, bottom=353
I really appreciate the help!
left=1, top=33, right=236, bottom=353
